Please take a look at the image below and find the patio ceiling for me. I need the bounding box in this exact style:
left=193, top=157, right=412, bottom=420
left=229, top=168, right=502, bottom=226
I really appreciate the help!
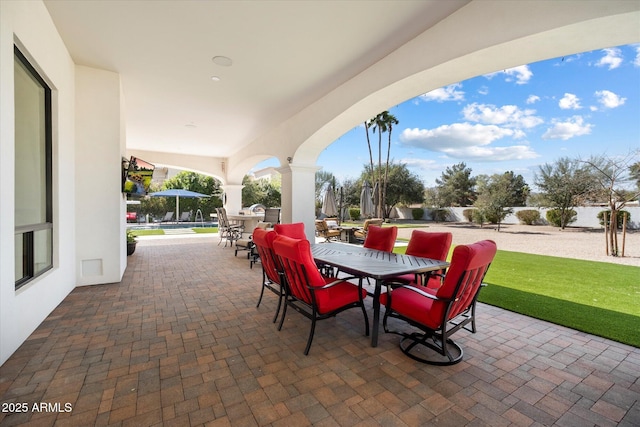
left=43, top=0, right=469, bottom=159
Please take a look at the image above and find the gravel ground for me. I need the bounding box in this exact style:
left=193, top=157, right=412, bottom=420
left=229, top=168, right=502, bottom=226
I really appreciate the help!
left=394, top=222, right=640, bottom=267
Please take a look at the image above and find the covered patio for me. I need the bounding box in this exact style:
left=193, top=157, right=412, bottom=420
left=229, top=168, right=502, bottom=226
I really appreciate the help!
left=1, top=236, right=638, bottom=426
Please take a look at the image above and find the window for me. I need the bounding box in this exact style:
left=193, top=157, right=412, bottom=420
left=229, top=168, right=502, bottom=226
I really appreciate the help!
left=14, top=46, right=53, bottom=289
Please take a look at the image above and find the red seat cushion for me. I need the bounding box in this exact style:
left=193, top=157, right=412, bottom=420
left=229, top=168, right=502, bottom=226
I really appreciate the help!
left=380, top=287, right=443, bottom=329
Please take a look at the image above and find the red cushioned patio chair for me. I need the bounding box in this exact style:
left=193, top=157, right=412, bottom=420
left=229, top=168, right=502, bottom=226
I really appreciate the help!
left=272, top=235, right=369, bottom=355
left=274, top=222, right=306, bottom=239
left=388, top=230, right=452, bottom=289
left=363, top=225, right=398, bottom=252
left=252, top=228, right=285, bottom=323
left=381, top=240, right=497, bottom=365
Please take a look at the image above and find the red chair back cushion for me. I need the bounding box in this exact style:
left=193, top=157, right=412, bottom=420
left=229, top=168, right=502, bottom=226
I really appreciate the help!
left=405, top=230, right=452, bottom=261
left=364, top=225, right=398, bottom=252
left=273, top=236, right=325, bottom=304
left=436, top=240, right=497, bottom=318
left=252, top=228, right=281, bottom=284
left=274, top=222, right=306, bottom=239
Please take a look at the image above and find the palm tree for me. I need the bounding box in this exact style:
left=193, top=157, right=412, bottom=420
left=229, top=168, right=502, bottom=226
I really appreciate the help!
left=382, top=112, right=399, bottom=217
left=366, top=111, right=398, bottom=218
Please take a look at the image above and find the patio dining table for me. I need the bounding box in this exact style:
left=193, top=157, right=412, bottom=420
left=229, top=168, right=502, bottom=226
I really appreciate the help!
left=311, top=242, right=450, bottom=347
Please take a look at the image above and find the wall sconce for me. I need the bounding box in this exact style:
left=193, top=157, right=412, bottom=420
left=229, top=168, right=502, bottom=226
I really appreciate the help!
left=286, top=156, right=292, bottom=164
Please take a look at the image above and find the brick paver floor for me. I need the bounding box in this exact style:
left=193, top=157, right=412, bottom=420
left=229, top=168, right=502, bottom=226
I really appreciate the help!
left=1, top=235, right=638, bottom=426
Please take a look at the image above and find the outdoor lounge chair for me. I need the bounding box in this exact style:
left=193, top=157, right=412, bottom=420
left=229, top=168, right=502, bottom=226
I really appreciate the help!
left=272, top=235, right=369, bottom=355
left=315, top=218, right=341, bottom=242
left=178, top=210, right=192, bottom=222
left=160, top=212, right=174, bottom=223
left=353, top=218, right=383, bottom=241
left=381, top=240, right=497, bottom=365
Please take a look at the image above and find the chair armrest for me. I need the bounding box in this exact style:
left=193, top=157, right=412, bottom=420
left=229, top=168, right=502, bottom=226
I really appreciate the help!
left=393, top=284, right=450, bottom=302
left=311, top=276, right=361, bottom=290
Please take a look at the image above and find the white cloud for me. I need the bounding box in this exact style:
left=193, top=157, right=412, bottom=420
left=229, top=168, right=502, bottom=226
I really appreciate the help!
left=401, top=158, right=441, bottom=171
left=526, top=95, right=540, bottom=104
left=462, top=103, right=543, bottom=129
left=478, top=86, right=489, bottom=96
left=596, top=48, right=623, bottom=70
left=399, top=123, right=538, bottom=161
left=484, top=65, right=533, bottom=85
left=634, top=45, right=640, bottom=67
left=594, top=90, right=626, bottom=109
left=542, top=116, right=593, bottom=140
left=559, top=93, right=582, bottom=110
left=420, top=83, right=464, bottom=102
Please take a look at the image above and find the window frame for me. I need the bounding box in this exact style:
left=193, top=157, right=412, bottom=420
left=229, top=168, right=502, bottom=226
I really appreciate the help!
left=14, top=45, right=53, bottom=290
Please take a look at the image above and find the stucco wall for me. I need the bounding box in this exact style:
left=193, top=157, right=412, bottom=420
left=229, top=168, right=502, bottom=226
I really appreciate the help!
left=0, top=0, right=77, bottom=365
left=393, top=206, right=640, bottom=229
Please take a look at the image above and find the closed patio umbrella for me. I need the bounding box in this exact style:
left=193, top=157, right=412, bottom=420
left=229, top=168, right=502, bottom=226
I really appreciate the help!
left=322, top=185, right=338, bottom=217
left=149, top=189, right=210, bottom=222
left=360, top=181, right=374, bottom=219
left=372, top=181, right=380, bottom=217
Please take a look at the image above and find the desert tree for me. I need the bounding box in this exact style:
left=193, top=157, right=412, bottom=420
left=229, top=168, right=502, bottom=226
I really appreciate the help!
left=361, top=163, right=423, bottom=218
left=435, top=162, right=477, bottom=207
left=582, top=150, right=640, bottom=256
left=474, top=171, right=529, bottom=231
left=534, top=157, right=594, bottom=230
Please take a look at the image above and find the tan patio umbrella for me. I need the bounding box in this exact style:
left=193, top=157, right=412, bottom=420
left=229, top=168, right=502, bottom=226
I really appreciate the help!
left=360, top=181, right=374, bottom=218
left=322, top=185, right=338, bottom=218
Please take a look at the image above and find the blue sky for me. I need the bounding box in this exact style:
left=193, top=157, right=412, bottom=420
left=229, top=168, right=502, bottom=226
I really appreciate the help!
left=260, top=43, right=640, bottom=189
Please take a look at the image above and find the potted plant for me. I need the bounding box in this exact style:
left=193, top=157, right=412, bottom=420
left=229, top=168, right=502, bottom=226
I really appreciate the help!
left=126, top=230, right=137, bottom=256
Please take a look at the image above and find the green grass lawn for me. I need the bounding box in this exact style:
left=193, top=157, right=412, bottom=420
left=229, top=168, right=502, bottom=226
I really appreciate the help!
left=395, top=246, right=640, bottom=347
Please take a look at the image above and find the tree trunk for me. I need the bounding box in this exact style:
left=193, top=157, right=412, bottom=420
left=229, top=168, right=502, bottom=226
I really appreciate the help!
left=609, top=210, right=618, bottom=256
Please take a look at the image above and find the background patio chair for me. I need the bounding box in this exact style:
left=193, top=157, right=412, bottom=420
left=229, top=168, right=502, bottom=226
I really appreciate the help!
left=314, top=219, right=341, bottom=242
left=263, top=208, right=281, bottom=225
left=178, top=210, right=192, bottom=222
left=353, top=218, right=383, bottom=241
left=272, top=235, right=369, bottom=355
left=216, top=207, right=244, bottom=247
left=381, top=239, right=497, bottom=365
left=235, top=221, right=272, bottom=261
left=252, top=228, right=285, bottom=323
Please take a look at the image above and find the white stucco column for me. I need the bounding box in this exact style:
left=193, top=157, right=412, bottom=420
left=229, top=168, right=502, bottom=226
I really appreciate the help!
left=221, top=184, right=244, bottom=215
left=278, top=163, right=320, bottom=239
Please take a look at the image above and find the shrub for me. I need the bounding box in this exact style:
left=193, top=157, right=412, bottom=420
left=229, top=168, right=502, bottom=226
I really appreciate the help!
left=597, top=210, right=630, bottom=229
left=431, top=208, right=448, bottom=222
left=516, top=209, right=541, bottom=225
left=462, top=208, right=475, bottom=222
left=472, top=209, right=485, bottom=226
left=546, top=208, right=576, bottom=228
left=349, top=208, right=361, bottom=221
left=411, top=208, right=424, bottom=220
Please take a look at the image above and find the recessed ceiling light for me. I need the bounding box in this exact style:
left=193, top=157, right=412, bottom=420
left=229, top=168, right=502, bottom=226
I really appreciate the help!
left=211, top=76, right=221, bottom=81
left=212, top=56, right=233, bottom=66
